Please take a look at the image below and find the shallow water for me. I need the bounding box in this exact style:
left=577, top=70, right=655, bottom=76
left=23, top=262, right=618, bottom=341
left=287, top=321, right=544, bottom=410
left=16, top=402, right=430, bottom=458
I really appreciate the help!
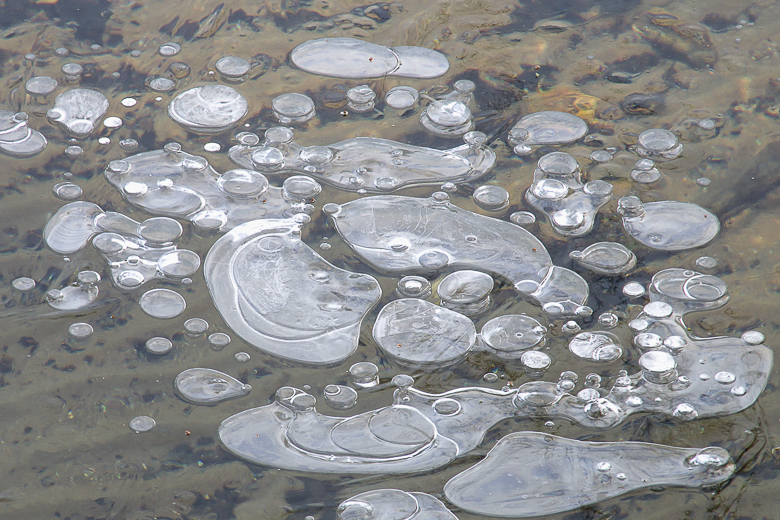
left=1, top=0, right=780, bottom=519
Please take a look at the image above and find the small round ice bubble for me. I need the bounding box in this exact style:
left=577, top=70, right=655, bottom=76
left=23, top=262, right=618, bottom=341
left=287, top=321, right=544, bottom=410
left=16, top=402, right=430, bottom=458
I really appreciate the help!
left=598, top=313, right=619, bottom=328
left=68, top=322, right=93, bottom=339
left=590, top=150, right=612, bottom=163
left=235, top=352, right=250, bottom=363
left=324, top=384, right=358, bottom=410
left=139, top=288, right=186, bottom=319
left=521, top=350, right=551, bottom=371
left=385, top=86, right=419, bottom=109
left=65, top=145, right=83, bottom=158
left=741, top=330, right=765, bottom=345
left=349, top=361, right=379, bottom=388
left=149, top=77, right=175, bottom=92
left=622, top=282, right=645, bottom=298
left=12, top=276, right=35, bottom=292
left=714, top=371, right=736, bottom=384
left=145, top=337, right=172, bottom=355
left=129, top=416, right=156, bottom=433
left=121, top=98, right=137, bottom=108
left=184, top=318, right=209, bottom=335
left=204, top=142, right=221, bottom=152
left=52, top=182, right=82, bottom=201
left=208, top=332, right=231, bottom=349
left=346, top=85, right=376, bottom=112
left=510, top=211, right=536, bottom=226
left=634, top=332, right=662, bottom=350
left=103, top=116, right=123, bottom=129
left=473, top=185, right=510, bottom=211
left=158, top=42, right=181, bottom=56
left=483, top=373, right=499, bottom=383
left=216, top=56, right=251, bottom=81
left=272, top=93, right=315, bottom=123
left=636, top=128, right=682, bottom=159
left=696, top=177, right=711, bottom=187
left=25, top=76, right=58, bottom=96
left=643, top=301, right=673, bottom=319
left=396, top=275, right=432, bottom=298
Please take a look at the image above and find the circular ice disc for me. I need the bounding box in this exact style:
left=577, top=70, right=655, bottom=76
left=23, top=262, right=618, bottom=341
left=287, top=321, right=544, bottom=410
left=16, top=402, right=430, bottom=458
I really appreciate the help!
left=158, top=250, right=201, bottom=277
left=290, top=38, right=399, bottom=79
left=168, top=85, right=248, bottom=133
left=511, top=111, right=588, bottom=146
left=389, top=46, right=450, bottom=78
left=625, top=201, right=719, bottom=251
left=481, top=314, right=546, bottom=353
left=139, top=288, right=186, bottom=319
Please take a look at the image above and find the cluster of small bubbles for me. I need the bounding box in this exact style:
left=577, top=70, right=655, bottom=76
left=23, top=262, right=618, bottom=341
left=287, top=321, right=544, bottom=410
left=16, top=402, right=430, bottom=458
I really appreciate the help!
left=349, top=361, right=379, bottom=388
left=158, top=42, right=181, bottom=56
left=483, top=372, right=499, bottom=383
left=622, top=281, right=645, bottom=298
left=590, top=150, right=612, bottom=163
left=208, top=332, right=231, bottom=350
left=139, top=288, right=186, bottom=319
left=509, top=211, right=536, bottom=226
left=53, top=182, right=83, bottom=201
left=68, top=322, right=93, bottom=339
left=597, top=313, right=619, bottom=328
left=103, top=116, right=123, bottom=129
left=235, top=352, right=251, bottom=363
left=121, top=97, right=137, bottom=107
left=473, top=185, right=510, bottom=212
left=741, top=330, right=765, bottom=345
left=64, top=145, right=83, bottom=158
left=129, top=416, right=156, bottom=433
left=696, top=177, right=711, bottom=187
left=145, top=337, right=173, bottom=355
left=184, top=318, right=209, bottom=335
left=323, top=384, right=358, bottom=410
left=12, top=276, right=36, bottom=292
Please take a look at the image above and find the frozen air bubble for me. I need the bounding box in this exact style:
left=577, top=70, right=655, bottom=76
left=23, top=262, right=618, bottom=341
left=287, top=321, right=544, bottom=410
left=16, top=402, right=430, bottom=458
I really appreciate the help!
left=158, top=42, right=181, bottom=56
left=184, top=318, right=209, bottom=335
left=622, top=282, right=645, bottom=298
left=385, top=86, right=419, bottom=109
left=324, top=384, right=359, bottom=410
left=473, top=185, right=510, bottom=211
left=139, top=288, right=186, bottom=319
left=235, top=352, right=250, bottom=362
left=349, top=362, right=379, bottom=388
left=145, top=337, right=172, bottom=355
left=208, top=332, right=231, bottom=350
left=129, top=416, right=156, bottom=433
left=12, top=276, right=36, bottom=291
left=25, top=76, right=58, bottom=96
left=510, top=211, right=536, bottom=225
left=741, top=330, right=765, bottom=345
left=68, top=322, right=93, bottom=339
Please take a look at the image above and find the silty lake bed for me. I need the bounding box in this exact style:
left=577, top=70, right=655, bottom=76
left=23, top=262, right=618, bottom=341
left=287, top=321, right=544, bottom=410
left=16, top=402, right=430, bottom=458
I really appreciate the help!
left=1, top=0, right=780, bottom=518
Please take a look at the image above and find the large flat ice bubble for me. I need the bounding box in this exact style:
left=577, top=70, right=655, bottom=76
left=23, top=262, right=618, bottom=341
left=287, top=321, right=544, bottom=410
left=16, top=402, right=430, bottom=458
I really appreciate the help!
left=479, top=315, right=547, bottom=358
left=228, top=127, right=495, bottom=193
left=47, top=89, right=108, bottom=136
left=525, top=152, right=612, bottom=237
left=372, top=298, right=476, bottom=369
left=325, top=193, right=590, bottom=316
left=508, top=111, right=588, bottom=148
left=0, top=110, right=47, bottom=158
left=290, top=38, right=449, bottom=79
left=337, top=490, right=458, bottom=520
left=618, top=196, right=719, bottom=250
left=204, top=218, right=381, bottom=365
left=569, top=242, right=637, bottom=275
left=648, top=268, right=730, bottom=315
left=168, top=85, right=248, bottom=134
left=44, top=202, right=104, bottom=254
left=105, top=144, right=319, bottom=231
left=175, top=368, right=252, bottom=405
left=444, top=432, right=734, bottom=517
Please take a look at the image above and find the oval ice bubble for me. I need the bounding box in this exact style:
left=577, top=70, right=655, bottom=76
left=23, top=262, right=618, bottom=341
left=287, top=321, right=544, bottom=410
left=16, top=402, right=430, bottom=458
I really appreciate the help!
left=174, top=368, right=251, bottom=405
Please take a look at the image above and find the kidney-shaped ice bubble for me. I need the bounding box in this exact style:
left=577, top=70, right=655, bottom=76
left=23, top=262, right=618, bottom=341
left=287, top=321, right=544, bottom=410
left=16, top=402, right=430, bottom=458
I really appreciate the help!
left=105, top=145, right=318, bottom=231
left=47, top=89, right=108, bottom=136
left=204, top=218, right=381, bottom=365
left=175, top=368, right=252, bottom=405
left=569, top=241, right=637, bottom=276
left=618, top=196, right=720, bottom=251
left=373, top=298, right=476, bottom=369
left=326, top=193, right=589, bottom=316
left=337, top=490, right=458, bottom=520
left=508, top=110, right=588, bottom=147
left=444, top=432, right=734, bottom=518
left=44, top=201, right=104, bottom=254
left=168, top=85, right=248, bottom=134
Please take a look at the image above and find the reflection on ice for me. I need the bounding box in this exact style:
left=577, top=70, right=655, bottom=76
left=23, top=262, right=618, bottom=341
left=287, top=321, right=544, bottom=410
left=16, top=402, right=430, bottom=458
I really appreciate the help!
left=444, top=432, right=733, bottom=517
left=204, top=218, right=381, bottom=364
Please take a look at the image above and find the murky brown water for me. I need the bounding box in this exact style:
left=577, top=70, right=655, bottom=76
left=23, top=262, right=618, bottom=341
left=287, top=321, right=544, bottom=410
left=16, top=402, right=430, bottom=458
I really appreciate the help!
left=1, top=0, right=779, bottom=519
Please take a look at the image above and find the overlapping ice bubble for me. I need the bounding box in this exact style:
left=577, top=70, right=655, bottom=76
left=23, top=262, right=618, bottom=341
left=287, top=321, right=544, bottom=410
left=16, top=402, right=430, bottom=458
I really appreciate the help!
left=444, top=432, right=734, bottom=518
left=46, top=271, right=100, bottom=311
left=324, top=193, right=590, bottom=316
left=568, top=332, right=623, bottom=362
left=569, top=242, right=637, bottom=276
left=228, top=127, right=495, bottom=193
left=105, top=143, right=320, bottom=231
left=0, top=110, right=47, bottom=158
left=290, top=38, right=449, bottom=79
left=337, top=490, right=458, bottom=520
left=373, top=299, right=476, bottom=369
left=168, top=84, right=248, bottom=134
left=508, top=111, right=588, bottom=150
left=204, top=218, right=381, bottom=365
left=525, top=152, right=613, bottom=237
left=175, top=368, right=252, bottom=405
left=617, top=196, right=719, bottom=250
left=47, top=89, right=109, bottom=136
left=437, top=270, right=493, bottom=316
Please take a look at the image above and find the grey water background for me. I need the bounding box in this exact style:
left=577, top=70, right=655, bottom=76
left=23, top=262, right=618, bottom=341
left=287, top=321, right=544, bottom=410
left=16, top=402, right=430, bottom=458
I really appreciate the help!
left=1, top=0, right=780, bottom=518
